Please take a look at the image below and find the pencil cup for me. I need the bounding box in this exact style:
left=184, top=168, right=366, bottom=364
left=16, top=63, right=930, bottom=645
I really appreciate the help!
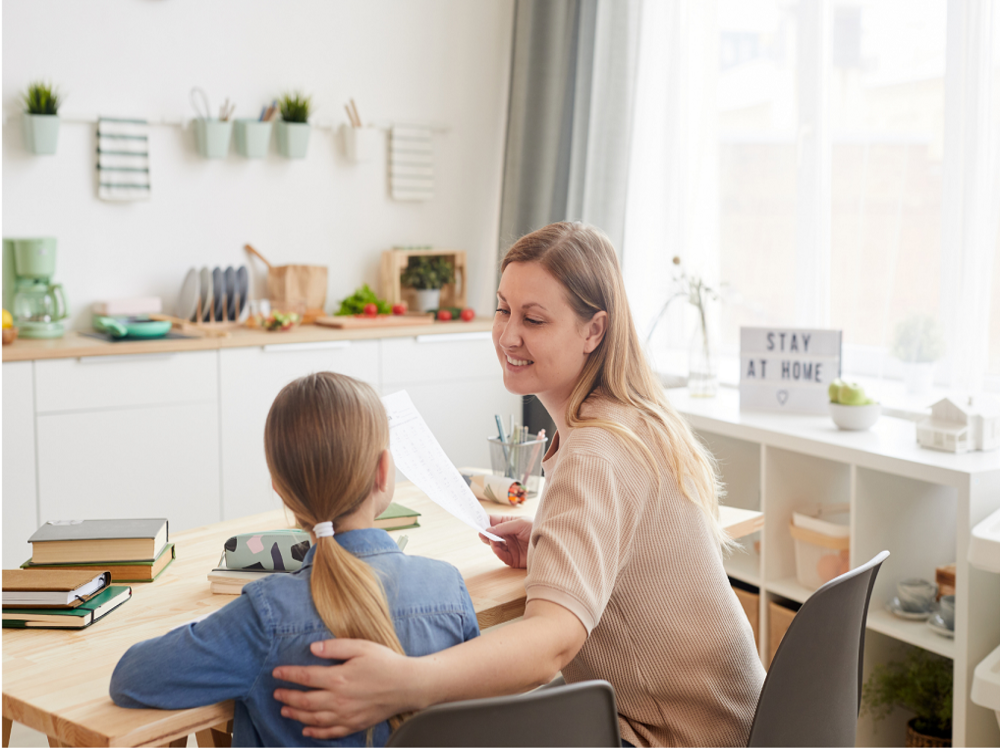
left=340, top=123, right=381, bottom=163
left=235, top=119, right=272, bottom=158
left=488, top=435, right=548, bottom=493
left=194, top=119, right=233, bottom=159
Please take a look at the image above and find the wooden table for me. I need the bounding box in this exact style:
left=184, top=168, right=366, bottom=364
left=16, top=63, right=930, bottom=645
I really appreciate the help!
left=2, top=480, right=761, bottom=748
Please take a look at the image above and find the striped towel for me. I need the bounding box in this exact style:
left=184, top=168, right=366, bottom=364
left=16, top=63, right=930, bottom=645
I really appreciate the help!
left=97, top=117, right=150, bottom=201
left=390, top=125, right=434, bottom=201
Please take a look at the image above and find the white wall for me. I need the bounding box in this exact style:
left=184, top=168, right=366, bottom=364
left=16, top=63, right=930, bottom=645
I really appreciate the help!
left=1, top=0, right=514, bottom=327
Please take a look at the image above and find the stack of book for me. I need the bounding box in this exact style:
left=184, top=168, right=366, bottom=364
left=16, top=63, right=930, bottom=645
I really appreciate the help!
left=20, top=518, right=175, bottom=583
left=2, top=568, right=132, bottom=629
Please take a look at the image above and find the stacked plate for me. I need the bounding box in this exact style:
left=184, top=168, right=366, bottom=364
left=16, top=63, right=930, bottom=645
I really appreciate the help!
left=176, top=266, right=249, bottom=323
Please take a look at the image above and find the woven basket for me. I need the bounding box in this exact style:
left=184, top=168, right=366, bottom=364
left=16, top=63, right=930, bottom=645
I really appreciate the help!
left=905, top=719, right=951, bottom=748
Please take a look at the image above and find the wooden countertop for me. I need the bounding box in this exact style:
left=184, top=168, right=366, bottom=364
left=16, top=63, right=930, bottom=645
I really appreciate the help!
left=1, top=319, right=495, bottom=363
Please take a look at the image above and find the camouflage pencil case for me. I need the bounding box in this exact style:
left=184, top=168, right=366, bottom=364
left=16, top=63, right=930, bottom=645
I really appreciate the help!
left=223, top=530, right=312, bottom=571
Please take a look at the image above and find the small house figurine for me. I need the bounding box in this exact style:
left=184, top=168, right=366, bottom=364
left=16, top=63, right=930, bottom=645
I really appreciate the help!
left=916, top=396, right=1000, bottom=453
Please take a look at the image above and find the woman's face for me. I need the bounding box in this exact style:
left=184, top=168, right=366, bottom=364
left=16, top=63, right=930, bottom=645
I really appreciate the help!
left=492, top=261, right=605, bottom=405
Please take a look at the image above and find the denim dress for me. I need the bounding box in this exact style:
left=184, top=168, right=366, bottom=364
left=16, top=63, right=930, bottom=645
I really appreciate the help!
left=111, top=528, right=480, bottom=747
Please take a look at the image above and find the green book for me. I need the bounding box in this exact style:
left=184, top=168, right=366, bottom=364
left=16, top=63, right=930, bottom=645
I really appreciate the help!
left=20, top=542, right=176, bottom=583
left=2, top=585, right=132, bottom=629
left=374, top=502, right=421, bottom=532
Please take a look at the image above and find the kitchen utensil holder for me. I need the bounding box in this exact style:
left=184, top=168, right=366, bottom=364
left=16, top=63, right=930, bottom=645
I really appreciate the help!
left=194, top=119, right=233, bottom=159
left=340, top=124, right=381, bottom=164
left=235, top=119, right=272, bottom=158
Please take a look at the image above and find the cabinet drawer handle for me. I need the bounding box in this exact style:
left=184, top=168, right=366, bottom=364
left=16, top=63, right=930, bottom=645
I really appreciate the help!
left=415, top=332, right=492, bottom=344
left=262, top=341, right=352, bottom=353
left=77, top=353, right=176, bottom=364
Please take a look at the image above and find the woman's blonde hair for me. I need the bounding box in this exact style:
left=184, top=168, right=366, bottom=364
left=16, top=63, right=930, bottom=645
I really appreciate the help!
left=264, top=372, right=409, bottom=730
left=502, top=222, right=731, bottom=549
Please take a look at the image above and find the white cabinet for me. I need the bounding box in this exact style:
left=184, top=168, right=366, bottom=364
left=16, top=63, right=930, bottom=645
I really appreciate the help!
left=382, top=333, right=521, bottom=469
left=218, top=340, right=380, bottom=519
left=33, top=351, right=221, bottom=533
left=3, top=362, right=37, bottom=568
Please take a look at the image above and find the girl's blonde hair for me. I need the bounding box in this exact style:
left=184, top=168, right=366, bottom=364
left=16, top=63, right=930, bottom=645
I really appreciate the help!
left=264, top=372, right=409, bottom=730
left=502, top=222, right=731, bottom=549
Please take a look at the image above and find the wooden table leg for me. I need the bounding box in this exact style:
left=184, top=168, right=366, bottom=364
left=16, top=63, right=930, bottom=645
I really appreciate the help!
left=195, top=722, right=231, bottom=748
left=2, top=717, right=11, bottom=748
left=165, top=738, right=188, bottom=747
left=46, top=738, right=65, bottom=748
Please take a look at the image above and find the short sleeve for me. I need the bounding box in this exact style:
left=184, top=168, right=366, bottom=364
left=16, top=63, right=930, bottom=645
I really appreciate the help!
left=524, top=450, right=642, bottom=634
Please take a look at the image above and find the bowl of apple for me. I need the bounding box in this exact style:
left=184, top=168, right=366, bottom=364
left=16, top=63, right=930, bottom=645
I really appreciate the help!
left=828, top=379, right=880, bottom=431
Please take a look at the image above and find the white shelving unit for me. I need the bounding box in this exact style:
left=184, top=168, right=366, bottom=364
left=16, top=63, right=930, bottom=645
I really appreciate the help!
left=671, top=387, right=1000, bottom=747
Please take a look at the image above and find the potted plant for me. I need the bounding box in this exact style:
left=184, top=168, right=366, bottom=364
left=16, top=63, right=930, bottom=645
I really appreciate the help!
left=862, top=646, right=952, bottom=747
left=21, top=81, right=62, bottom=155
left=276, top=92, right=312, bottom=159
left=891, top=314, right=945, bottom=395
left=400, top=255, right=455, bottom=312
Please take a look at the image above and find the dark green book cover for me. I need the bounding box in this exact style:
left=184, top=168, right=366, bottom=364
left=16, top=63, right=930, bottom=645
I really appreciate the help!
left=20, top=542, right=176, bottom=582
left=3, top=585, right=131, bottom=629
left=375, top=502, right=421, bottom=531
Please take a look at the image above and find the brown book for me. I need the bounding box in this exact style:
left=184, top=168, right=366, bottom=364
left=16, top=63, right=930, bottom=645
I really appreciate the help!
left=29, top=519, right=168, bottom=564
left=2, top=569, right=110, bottom=608
left=20, top=542, right=175, bottom=583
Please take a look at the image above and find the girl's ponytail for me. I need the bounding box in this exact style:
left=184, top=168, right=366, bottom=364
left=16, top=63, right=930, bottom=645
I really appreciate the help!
left=264, top=372, right=410, bottom=730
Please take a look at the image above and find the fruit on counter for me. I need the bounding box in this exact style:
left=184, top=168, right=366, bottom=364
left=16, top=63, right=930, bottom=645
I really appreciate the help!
left=363, top=303, right=378, bottom=317
left=336, top=284, right=391, bottom=316
left=829, top=378, right=876, bottom=405
left=460, top=308, right=475, bottom=322
left=391, top=303, right=407, bottom=316
left=2, top=309, right=12, bottom=329
left=263, top=311, right=300, bottom=331
left=436, top=309, right=453, bottom=321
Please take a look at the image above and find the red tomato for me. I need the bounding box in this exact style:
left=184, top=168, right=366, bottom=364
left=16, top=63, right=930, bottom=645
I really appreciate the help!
left=436, top=309, right=453, bottom=321
left=460, top=308, right=475, bottom=322
left=363, top=303, right=378, bottom=317
left=391, top=303, right=407, bottom=316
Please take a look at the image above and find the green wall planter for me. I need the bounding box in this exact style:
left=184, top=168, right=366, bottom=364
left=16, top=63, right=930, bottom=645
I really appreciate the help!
left=277, top=121, right=311, bottom=159
left=23, top=114, right=60, bottom=155
left=235, top=119, right=272, bottom=158
left=194, top=119, right=233, bottom=159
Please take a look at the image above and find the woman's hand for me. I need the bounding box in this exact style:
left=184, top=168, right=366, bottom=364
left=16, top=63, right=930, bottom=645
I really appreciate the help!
left=273, top=639, right=417, bottom=740
left=479, top=514, right=533, bottom=569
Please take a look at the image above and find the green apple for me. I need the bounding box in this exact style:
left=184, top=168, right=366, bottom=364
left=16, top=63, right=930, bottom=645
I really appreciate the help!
left=829, top=379, right=845, bottom=403
left=838, top=382, right=868, bottom=406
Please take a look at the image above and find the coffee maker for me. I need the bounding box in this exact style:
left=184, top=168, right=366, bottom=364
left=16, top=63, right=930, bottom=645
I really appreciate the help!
left=4, top=238, right=68, bottom=338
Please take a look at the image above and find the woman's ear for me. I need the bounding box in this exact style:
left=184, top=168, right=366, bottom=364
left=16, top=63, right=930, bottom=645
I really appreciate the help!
left=375, top=448, right=392, bottom=492
left=583, top=310, right=608, bottom=354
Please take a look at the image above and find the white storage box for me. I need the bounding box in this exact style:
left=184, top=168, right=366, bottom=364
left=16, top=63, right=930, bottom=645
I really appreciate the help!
left=789, top=503, right=850, bottom=590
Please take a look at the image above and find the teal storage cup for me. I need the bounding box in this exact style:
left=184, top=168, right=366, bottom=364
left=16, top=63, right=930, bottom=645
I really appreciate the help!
left=235, top=119, right=272, bottom=158
left=194, top=119, right=233, bottom=158
left=23, top=114, right=60, bottom=155
left=277, top=121, right=311, bottom=159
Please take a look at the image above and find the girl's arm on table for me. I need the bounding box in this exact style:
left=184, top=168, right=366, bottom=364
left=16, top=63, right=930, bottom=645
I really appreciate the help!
left=273, top=598, right=586, bottom=740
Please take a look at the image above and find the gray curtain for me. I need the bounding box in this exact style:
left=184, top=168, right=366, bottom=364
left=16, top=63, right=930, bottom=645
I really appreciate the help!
left=498, top=0, right=641, bottom=434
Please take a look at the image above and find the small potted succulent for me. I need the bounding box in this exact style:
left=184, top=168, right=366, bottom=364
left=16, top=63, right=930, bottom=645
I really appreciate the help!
left=400, top=255, right=455, bottom=312
left=862, top=647, right=952, bottom=747
left=276, top=92, right=312, bottom=159
left=21, top=81, right=62, bottom=155
left=891, top=314, right=945, bottom=395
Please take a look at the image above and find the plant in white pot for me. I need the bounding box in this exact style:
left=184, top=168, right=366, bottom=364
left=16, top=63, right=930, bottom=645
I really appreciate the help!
left=891, top=314, right=945, bottom=395
left=276, top=92, right=312, bottom=159
left=400, top=255, right=455, bottom=312
left=22, top=81, right=62, bottom=155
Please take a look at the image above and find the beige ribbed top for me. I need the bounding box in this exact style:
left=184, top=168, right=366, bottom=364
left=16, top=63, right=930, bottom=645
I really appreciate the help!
left=525, top=397, right=765, bottom=748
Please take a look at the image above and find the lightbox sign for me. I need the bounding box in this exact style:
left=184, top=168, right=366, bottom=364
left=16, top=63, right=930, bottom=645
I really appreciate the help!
left=739, top=327, right=842, bottom=414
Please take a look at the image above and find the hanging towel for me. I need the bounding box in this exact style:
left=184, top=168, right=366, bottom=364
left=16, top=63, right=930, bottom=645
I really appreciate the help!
left=97, top=117, right=150, bottom=201
left=390, top=125, right=434, bottom=201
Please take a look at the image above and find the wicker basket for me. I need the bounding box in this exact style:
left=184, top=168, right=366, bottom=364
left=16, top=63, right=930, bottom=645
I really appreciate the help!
left=905, top=719, right=951, bottom=748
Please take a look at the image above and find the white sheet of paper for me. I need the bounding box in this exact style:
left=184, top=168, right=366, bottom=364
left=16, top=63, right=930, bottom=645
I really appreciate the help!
left=382, top=391, right=502, bottom=542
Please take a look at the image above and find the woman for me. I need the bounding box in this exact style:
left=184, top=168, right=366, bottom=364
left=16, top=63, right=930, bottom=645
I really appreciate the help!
left=272, top=223, right=765, bottom=747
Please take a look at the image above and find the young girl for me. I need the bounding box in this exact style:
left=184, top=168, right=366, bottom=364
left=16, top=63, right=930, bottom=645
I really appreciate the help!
left=110, top=372, right=480, bottom=747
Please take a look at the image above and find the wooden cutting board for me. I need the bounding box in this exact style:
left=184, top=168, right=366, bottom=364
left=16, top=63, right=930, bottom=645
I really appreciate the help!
left=315, top=314, right=434, bottom=329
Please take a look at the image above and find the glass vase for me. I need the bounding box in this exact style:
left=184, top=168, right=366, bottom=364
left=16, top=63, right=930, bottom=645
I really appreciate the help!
left=688, top=322, right=717, bottom=397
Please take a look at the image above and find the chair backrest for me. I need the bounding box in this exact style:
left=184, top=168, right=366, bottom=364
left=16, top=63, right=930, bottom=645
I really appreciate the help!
left=747, top=550, right=889, bottom=747
left=386, top=679, right=621, bottom=747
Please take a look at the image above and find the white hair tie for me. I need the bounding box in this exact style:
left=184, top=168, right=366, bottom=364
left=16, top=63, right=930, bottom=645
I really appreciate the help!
left=313, top=521, right=334, bottom=538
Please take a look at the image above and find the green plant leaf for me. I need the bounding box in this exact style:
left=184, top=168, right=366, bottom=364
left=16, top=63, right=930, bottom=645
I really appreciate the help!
left=861, top=646, right=952, bottom=739
left=400, top=255, right=455, bottom=290
left=22, top=81, right=61, bottom=115
left=279, top=92, right=312, bottom=123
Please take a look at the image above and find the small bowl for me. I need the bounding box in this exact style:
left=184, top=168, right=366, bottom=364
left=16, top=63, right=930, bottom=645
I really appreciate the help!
left=829, top=402, right=881, bottom=431
left=2, top=327, right=18, bottom=345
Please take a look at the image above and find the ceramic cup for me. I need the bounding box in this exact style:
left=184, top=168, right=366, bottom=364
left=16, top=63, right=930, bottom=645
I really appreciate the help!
left=938, top=595, right=955, bottom=630
left=897, top=578, right=937, bottom=613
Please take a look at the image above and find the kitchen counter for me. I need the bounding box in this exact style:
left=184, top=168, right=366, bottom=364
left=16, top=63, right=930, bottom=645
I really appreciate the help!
left=1, top=318, right=495, bottom=362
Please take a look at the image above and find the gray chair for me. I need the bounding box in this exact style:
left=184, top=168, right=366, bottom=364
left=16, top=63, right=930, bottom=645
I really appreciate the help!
left=747, top=550, right=890, bottom=747
left=386, top=679, right=620, bottom=747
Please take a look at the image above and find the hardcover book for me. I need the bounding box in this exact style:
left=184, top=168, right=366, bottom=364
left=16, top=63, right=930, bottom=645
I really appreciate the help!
left=28, top=519, right=168, bottom=564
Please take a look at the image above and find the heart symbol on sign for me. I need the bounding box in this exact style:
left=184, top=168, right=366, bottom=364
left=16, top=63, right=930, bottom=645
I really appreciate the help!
left=776, top=389, right=789, bottom=405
